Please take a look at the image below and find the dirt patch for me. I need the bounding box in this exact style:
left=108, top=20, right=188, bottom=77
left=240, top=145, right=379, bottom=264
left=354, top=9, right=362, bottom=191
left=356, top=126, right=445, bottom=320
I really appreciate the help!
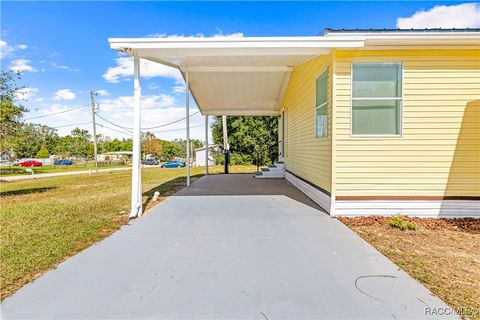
left=342, top=216, right=480, bottom=234
left=340, top=216, right=480, bottom=319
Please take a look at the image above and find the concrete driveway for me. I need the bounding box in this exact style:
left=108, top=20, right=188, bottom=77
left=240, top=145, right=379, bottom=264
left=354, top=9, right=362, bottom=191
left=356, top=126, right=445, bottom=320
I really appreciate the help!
left=2, top=175, right=455, bottom=319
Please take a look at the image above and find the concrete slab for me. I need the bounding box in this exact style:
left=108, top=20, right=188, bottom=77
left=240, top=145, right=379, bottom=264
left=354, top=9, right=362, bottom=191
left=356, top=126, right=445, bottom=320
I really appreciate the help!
left=2, top=175, right=456, bottom=319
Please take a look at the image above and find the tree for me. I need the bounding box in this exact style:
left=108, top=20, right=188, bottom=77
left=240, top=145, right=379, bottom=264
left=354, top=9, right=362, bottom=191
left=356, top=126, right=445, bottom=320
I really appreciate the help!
left=159, top=140, right=180, bottom=161
left=0, top=71, right=29, bottom=154
left=11, top=124, right=58, bottom=158
left=54, top=128, right=93, bottom=158
left=71, top=127, right=91, bottom=141
left=35, top=146, right=49, bottom=158
left=102, top=137, right=132, bottom=152
left=211, top=116, right=278, bottom=166
left=142, top=132, right=163, bottom=158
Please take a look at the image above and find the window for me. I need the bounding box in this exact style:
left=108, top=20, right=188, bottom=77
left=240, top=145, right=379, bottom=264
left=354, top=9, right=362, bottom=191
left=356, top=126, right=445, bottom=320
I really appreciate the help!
left=316, top=69, right=328, bottom=137
left=352, top=63, right=402, bottom=136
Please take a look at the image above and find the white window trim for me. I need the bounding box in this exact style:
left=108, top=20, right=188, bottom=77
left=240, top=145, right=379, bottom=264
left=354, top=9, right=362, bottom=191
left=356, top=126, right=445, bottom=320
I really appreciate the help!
left=316, top=69, right=329, bottom=139
left=350, top=62, right=404, bottom=138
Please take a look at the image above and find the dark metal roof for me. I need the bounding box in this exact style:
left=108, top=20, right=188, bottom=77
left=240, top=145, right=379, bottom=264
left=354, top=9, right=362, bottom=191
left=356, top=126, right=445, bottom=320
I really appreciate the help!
left=321, top=28, right=480, bottom=35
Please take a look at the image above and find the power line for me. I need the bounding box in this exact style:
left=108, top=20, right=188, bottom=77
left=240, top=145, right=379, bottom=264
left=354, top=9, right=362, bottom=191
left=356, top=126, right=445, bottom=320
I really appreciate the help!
left=52, top=121, right=92, bottom=129
left=95, top=113, right=132, bottom=133
left=141, top=111, right=200, bottom=130
left=95, top=109, right=200, bottom=131
left=96, top=121, right=202, bottom=136
left=23, top=104, right=89, bottom=121
left=150, top=124, right=202, bottom=133
left=96, top=122, right=133, bottom=137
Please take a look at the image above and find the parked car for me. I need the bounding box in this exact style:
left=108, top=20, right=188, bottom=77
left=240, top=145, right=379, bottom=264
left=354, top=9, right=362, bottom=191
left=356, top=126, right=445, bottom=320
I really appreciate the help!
left=161, top=161, right=186, bottom=168
left=141, top=159, right=159, bottom=166
left=19, top=160, right=42, bottom=167
left=54, top=159, right=73, bottom=165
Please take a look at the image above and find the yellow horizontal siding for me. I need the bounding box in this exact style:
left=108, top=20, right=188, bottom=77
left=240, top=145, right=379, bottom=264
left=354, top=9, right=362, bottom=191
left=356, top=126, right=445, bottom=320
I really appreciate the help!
left=333, top=49, right=480, bottom=197
left=282, top=55, right=332, bottom=192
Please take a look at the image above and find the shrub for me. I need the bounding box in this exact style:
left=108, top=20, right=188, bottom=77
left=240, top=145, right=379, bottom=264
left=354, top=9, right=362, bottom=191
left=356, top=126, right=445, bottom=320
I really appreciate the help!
left=406, top=222, right=418, bottom=231
left=387, top=215, right=417, bottom=231
left=35, top=146, right=49, bottom=159
left=212, top=151, right=252, bottom=165
left=230, top=152, right=252, bottom=165
left=388, top=216, right=407, bottom=230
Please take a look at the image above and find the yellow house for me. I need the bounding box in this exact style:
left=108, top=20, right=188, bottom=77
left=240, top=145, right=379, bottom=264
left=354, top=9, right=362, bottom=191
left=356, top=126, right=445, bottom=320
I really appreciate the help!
left=109, top=29, right=480, bottom=218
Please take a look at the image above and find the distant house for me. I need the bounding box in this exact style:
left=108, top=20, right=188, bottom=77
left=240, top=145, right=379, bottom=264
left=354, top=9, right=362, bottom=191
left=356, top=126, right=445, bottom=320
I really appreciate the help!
left=98, top=151, right=133, bottom=162
left=194, top=145, right=217, bottom=167
left=1, top=152, right=13, bottom=162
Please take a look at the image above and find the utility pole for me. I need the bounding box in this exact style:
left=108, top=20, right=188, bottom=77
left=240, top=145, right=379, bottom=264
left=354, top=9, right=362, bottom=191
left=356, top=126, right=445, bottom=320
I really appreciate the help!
left=90, top=91, right=99, bottom=173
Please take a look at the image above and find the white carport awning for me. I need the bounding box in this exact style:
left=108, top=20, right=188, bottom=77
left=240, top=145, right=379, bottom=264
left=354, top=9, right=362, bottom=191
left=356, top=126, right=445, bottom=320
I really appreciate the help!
left=108, top=36, right=364, bottom=115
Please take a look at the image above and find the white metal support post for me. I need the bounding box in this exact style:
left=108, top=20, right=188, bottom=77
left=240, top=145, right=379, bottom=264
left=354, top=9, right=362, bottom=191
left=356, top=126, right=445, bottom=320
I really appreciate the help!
left=130, top=56, right=142, bottom=219
left=222, top=115, right=229, bottom=174
left=185, top=71, right=191, bottom=186
left=205, top=115, right=208, bottom=175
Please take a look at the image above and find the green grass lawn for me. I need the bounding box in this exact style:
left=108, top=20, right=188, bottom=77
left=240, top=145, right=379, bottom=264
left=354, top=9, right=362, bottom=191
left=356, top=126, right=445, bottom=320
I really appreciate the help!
left=0, top=165, right=255, bottom=299
left=0, top=162, right=129, bottom=177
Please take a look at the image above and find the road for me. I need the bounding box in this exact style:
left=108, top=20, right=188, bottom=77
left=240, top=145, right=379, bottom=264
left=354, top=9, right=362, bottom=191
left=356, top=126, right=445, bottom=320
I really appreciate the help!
left=1, top=167, right=132, bottom=181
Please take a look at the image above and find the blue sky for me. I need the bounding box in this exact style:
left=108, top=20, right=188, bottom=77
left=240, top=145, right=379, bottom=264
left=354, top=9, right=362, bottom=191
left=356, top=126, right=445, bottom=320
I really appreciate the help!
left=1, top=1, right=478, bottom=140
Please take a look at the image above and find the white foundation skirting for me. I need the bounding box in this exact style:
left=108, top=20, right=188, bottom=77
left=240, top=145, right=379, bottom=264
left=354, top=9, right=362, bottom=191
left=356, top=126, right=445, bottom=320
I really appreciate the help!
left=285, top=171, right=332, bottom=214
left=334, top=200, right=480, bottom=218
left=285, top=171, right=479, bottom=218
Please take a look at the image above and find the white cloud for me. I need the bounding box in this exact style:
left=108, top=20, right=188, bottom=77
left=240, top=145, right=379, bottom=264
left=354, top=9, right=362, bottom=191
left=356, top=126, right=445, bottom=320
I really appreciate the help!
left=103, top=57, right=182, bottom=83
left=95, top=94, right=204, bottom=140
left=173, top=83, right=186, bottom=94
left=53, top=89, right=76, bottom=101
left=96, top=89, right=109, bottom=97
left=15, top=87, right=39, bottom=100
left=98, top=94, right=177, bottom=113
left=36, top=97, right=45, bottom=102
left=50, top=61, right=80, bottom=72
left=9, top=59, right=37, bottom=73
left=39, top=104, right=88, bottom=121
left=1, top=41, right=30, bottom=59
left=397, top=3, right=480, bottom=29
left=1, top=40, right=14, bottom=59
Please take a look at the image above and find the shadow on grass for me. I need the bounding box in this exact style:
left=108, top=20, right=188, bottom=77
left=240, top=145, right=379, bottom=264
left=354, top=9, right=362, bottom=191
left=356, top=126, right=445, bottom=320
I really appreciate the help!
left=141, top=174, right=203, bottom=213
left=0, top=168, right=28, bottom=175
left=140, top=171, right=268, bottom=213
left=0, top=187, right=57, bottom=197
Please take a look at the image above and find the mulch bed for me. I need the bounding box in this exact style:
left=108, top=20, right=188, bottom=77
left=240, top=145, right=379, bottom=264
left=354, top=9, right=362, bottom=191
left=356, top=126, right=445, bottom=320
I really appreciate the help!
left=339, top=216, right=480, bottom=234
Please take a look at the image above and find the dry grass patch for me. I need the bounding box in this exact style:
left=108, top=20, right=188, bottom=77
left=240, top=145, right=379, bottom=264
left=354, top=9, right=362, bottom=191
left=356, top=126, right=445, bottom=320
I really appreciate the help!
left=340, top=216, right=480, bottom=318
left=0, top=165, right=256, bottom=299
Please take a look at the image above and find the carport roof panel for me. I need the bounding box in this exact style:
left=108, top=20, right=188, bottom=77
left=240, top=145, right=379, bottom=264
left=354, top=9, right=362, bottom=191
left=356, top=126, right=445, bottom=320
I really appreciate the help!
left=108, top=36, right=366, bottom=116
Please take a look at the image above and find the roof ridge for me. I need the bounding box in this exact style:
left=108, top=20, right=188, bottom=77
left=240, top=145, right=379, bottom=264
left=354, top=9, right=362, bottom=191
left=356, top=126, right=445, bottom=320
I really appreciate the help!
left=321, top=28, right=480, bottom=35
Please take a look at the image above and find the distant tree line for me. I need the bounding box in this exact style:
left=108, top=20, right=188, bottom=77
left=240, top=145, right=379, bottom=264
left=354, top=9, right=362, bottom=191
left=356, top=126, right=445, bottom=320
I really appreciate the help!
left=1, top=71, right=279, bottom=165
left=0, top=70, right=203, bottom=161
